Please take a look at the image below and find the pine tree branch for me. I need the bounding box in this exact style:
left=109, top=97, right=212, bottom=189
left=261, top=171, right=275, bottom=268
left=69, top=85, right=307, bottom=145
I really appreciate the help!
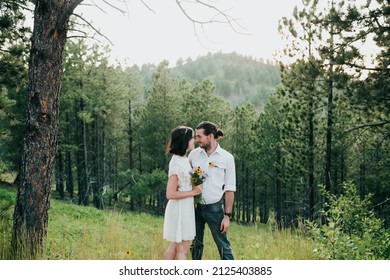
left=343, top=62, right=388, bottom=72
left=342, top=121, right=390, bottom=136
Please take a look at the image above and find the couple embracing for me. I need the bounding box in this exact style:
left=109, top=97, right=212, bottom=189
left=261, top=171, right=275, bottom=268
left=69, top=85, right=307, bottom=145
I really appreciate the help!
left=163, top=121, right=236, bottom=260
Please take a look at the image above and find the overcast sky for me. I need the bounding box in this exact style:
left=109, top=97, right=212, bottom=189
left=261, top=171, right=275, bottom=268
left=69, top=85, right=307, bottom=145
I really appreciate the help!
left=74, top=0, right=304, bottom=66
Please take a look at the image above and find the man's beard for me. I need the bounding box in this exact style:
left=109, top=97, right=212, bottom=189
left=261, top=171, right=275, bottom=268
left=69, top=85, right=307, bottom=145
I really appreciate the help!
left=201, top=142, right=210, bottom=151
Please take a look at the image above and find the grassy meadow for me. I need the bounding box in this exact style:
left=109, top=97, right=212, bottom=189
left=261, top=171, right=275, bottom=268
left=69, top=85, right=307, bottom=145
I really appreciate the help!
left=0, top=185, right=316, bottom=260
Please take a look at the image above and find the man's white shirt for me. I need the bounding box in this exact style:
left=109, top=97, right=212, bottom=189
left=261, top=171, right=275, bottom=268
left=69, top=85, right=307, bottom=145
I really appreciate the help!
left=188, top=144, right=236, bottom=204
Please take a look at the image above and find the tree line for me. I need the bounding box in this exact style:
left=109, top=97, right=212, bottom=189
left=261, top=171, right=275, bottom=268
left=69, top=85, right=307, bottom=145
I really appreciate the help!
left=0, top=0, right=388, bottom=257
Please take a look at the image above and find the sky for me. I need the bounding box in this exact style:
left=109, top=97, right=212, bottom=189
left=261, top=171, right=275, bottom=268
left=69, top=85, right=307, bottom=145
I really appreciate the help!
left=74, top=0, right=304, bottom=66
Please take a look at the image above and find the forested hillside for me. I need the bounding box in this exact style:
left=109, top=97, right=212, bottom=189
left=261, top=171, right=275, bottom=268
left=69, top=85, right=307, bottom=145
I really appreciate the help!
left=140, top=52, right=280, bottom=110
left=173, top=52, right=280, bottom=110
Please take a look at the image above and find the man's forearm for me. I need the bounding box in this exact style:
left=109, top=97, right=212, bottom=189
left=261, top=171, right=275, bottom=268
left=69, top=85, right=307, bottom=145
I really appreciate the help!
left=224, top=191, right=235, bottom=213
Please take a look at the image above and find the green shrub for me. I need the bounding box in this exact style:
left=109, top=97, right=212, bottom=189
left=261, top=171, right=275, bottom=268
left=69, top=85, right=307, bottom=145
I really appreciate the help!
left=0, top=187, right=15, bottom=259
left=307, top=181, right=390, bottom=260
left=0, top=187, right=14, bottom=219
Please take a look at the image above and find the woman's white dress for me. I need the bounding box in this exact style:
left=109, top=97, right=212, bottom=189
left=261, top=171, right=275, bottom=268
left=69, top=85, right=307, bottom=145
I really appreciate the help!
left=163, top=155, right=196, bottom=243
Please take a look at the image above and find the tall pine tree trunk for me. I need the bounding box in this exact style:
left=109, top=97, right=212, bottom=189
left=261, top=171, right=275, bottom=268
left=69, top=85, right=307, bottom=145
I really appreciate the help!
left=66, top=150, right=74, bottom=199
left=252, top=177, right=256, bottom=223
left=325, top=2, right=335, bottom=197
left=359, top=145, right=366, bottom=199
left=245, top=166, right=250, bottom=223
left=81, top=98, right=89, bottom=206
left=307, top=102, right=315, bottom=221
left=128, top=100, right=134, bottom=169
left=275, top=147, right=282, bottom=228
left=93, top=114, right=104, bottom=210
left=325, top=77, right=333, bottom=194
left=56, top=151, right=65, bottom=199
left=65, top=113, right=74, bottom=199
left=92, top=114, right=99, bottom=208
left=12, top=0, right=81, bottom=258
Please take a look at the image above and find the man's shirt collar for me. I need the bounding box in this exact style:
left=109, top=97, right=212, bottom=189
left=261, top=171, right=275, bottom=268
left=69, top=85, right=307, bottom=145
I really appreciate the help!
left=199, top=143, right=221, bottom=156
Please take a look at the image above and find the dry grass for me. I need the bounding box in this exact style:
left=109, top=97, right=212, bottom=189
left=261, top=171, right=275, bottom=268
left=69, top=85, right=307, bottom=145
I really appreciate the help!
left=0, top=186, right=315, bottom=260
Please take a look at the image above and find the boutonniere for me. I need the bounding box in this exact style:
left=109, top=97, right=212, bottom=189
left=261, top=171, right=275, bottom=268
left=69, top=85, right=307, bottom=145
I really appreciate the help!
left=209, top=161, right=220, bottom=168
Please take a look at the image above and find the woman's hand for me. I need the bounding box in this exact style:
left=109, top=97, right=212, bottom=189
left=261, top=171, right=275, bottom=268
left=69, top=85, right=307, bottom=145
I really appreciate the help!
left=192, top=185, right=203, bottom=195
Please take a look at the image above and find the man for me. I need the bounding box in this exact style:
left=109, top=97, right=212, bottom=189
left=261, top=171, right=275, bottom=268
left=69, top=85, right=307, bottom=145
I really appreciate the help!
left=189, top=121, right=236, bottom=260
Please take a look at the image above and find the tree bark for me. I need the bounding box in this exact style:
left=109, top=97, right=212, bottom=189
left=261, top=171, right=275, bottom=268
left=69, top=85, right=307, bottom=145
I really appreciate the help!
left=12, top=0, right=81, bottom=258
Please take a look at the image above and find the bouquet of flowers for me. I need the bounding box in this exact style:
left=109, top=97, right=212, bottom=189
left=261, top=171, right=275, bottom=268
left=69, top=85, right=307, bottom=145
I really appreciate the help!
left=190, top=166, right=206, bottom=205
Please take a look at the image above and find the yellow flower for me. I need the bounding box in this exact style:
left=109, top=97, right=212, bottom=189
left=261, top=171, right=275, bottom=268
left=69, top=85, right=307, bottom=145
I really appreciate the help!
left=195, top=166, right=202, bottom=174
left=190, top=167, right=207, bottom=205
left=209, top=161, right=214, bottom=168
left=125, top=251, right=132, bottom=257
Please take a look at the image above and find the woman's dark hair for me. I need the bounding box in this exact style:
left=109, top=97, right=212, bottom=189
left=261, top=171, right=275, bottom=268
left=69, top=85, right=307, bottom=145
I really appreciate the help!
left=166, top=126, right=194, bottom=156
left=196, top=121, right=224, bottom=139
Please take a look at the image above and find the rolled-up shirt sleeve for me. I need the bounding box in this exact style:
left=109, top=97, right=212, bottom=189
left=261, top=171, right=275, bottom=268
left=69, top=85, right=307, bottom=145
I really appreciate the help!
left=224, top=153, right=236, bottom=192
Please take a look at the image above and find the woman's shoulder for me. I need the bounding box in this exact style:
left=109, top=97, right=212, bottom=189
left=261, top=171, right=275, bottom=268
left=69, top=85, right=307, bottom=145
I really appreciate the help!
left=169, top=155, right=187, bottom=165
left=169, top=155, right=178, bottom=165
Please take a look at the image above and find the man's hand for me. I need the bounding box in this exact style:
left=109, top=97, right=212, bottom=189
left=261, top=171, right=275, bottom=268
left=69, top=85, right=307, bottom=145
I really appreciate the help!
left=220, top=215, right=230, bottom=234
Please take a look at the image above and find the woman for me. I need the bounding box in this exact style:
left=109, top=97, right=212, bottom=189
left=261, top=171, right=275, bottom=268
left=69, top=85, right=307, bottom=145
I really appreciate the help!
left=163, top=126, right=203, bottom=260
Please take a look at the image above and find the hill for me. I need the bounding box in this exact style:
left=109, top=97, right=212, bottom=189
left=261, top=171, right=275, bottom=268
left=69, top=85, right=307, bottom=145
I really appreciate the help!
left=140, top=52, right=281, bottom=111
left=173, top=52, right=281, bottom=110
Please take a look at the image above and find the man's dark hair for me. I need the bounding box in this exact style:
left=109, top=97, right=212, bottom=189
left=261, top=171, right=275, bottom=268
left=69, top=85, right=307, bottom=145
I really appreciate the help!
left=196, top=121, right=224, bottom=139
